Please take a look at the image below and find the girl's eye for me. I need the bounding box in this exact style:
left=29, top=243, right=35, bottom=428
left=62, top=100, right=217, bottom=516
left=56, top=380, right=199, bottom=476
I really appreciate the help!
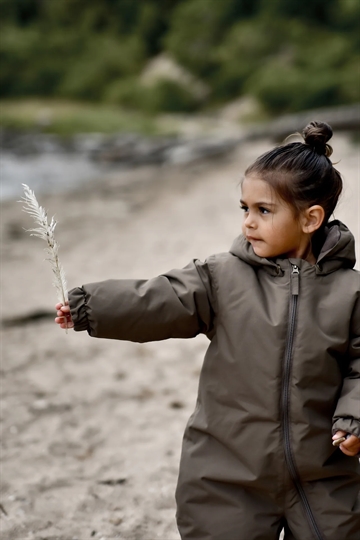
left=259, top=207, right=270, bottom=214
left=240, top=204, right=249, bottom=212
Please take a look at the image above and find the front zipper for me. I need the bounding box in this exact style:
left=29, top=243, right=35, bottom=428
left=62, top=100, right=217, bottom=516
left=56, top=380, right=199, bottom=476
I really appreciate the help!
left=282, top=264, right=325, bottom=540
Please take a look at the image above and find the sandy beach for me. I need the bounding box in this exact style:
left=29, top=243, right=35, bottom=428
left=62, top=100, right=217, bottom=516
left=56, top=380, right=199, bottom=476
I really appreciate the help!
left=1, top=134, right=359, bottom=540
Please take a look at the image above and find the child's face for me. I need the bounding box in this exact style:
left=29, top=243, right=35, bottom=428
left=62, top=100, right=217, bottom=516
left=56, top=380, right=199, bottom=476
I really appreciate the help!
left=241, top=176, right=310, bottom=260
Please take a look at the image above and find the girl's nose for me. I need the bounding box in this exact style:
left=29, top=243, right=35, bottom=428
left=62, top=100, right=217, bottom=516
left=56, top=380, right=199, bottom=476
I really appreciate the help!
left=244, top=212, right=256, bottom=229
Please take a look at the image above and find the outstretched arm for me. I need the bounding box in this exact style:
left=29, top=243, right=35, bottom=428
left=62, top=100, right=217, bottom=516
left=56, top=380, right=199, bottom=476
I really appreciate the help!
left=55, top=258, right=216, bottom=342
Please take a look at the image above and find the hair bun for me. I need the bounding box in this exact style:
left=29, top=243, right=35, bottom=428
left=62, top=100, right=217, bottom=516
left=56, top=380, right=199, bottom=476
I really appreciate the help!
left=302, top=121, right=333, bottom=157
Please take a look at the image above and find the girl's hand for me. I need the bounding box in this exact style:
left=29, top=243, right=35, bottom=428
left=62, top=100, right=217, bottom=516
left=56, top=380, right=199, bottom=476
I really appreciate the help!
left=55, top=302, right=74, bottom=329
left=332, top=431, right=360, bottom=456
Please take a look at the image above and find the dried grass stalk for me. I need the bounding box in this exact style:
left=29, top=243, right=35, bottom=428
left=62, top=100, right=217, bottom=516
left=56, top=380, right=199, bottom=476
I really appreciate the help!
left=21, top=184, right=68, bottom=330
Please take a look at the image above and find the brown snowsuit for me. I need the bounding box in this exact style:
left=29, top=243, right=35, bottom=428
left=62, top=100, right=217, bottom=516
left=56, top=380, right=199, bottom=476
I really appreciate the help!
left=69, top=220, right=360, bottom=540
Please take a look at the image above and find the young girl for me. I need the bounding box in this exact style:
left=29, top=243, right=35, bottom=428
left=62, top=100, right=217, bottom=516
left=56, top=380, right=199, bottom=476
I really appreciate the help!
left=55, top=121, right=360, bottom=540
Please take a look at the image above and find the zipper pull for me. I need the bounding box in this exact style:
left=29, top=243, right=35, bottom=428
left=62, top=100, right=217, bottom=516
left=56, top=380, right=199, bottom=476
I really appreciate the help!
left=291, top=265, right=300, bottom=296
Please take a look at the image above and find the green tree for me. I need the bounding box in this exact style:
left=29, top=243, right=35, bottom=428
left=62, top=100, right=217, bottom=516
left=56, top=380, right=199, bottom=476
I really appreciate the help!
left=165, top=0, right=260, bottom=78
left=258, top=0, right=338, bottom=24
left=1, top=0, right=359, bottom=115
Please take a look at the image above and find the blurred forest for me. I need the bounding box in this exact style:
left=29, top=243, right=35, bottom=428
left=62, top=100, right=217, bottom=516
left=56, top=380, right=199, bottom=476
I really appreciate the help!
left=1, top=0, right=359, bottom=116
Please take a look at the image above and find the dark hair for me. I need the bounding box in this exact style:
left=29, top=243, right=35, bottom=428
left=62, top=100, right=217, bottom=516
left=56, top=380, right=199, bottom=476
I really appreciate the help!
left=244, top=121, right=342, bottom=224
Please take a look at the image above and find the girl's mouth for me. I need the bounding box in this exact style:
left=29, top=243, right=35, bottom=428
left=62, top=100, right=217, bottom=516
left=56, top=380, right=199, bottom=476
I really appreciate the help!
left=247, top=236, right=261, bottom=242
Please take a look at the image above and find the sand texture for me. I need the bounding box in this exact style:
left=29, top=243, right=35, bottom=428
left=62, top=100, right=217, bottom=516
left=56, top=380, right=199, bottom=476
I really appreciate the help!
left=1, top=135, right=359, bottom=540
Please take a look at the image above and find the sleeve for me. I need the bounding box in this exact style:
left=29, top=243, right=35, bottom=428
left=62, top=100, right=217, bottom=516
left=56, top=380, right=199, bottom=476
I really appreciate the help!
left=68, top=258, right=217, bottom=342
left=332, top=295, right=360, bottom=438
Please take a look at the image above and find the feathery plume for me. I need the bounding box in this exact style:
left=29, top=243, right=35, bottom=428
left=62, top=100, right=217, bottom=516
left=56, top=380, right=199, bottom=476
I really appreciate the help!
left=21, top=184, right=68, bottom=329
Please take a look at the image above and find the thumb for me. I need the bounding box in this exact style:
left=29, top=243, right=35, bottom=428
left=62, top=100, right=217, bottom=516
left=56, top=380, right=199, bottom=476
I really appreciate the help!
left=332, top=431, right=350, bottom=447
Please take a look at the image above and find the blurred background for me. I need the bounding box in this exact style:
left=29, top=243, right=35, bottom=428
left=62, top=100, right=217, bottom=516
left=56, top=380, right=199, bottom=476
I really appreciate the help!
left=1, top=1, right=359, bottom=539
left=1, top=0, right=360, bottom=120
left=1, top=0, right=359, bottom=197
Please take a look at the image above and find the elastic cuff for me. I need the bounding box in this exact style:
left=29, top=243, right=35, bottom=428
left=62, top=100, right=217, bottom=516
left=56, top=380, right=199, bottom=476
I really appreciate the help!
left=332, top=418, right=360, bottom=439
left=68, top=286, right=90, bottom=332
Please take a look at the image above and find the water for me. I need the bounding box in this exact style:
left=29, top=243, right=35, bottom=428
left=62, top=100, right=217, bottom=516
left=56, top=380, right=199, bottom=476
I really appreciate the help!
left=0, top=131, right=240, bottom=201
left=0, top=151, right=106, bottom=200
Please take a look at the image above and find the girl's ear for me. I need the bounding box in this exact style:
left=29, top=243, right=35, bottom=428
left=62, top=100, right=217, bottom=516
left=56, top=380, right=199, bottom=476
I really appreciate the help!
left=301, top=205, right=325, bottom=234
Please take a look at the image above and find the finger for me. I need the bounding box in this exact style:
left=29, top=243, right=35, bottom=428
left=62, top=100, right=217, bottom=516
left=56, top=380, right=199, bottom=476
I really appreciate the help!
left=55, top=316, right=72, bottom=325
left=339, top=444, right=359, bottom=457
left=332, top=431, right=348, bottom=446
left=332, top=436, right=346, bottom=447
left=332, top=430, right=347, bottom=440
left=60, top=321, right=74, bottom=329
left=341, top=435, right=360, bottom=451
left=55, top=302, right=69, bottom=310
left=56, top=313, right=70, bottom=321
left=60, top=305, right=70, bottom=313
left=57, top=309, right=70, bottom=317
left=338, top=434, right=360, bottom=456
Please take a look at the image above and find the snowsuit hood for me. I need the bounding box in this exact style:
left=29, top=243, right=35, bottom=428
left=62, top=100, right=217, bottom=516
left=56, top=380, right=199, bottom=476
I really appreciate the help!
left=229, top=220, right=356, bottom=276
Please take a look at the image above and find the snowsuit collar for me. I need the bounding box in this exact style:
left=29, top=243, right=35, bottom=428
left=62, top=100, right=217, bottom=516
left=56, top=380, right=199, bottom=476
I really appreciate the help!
left=229, top=220, right=356, bottom=276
